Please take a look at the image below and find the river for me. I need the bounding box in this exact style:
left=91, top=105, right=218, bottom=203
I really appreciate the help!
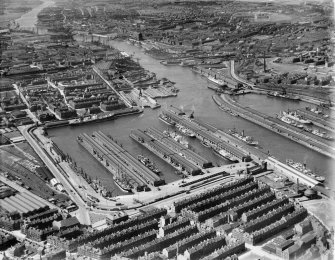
left=47, top=39, right=335, bottom=193
left=15, top=3, right=334, bottom=193
left=15, top=0, right=55, bottom=31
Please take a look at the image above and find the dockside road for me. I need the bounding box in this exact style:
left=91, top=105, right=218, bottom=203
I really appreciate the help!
left=18, top=125, right=91, bottom=225
left=213, top=94, right=335, bottom=159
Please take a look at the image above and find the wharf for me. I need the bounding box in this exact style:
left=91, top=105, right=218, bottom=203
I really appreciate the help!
left=78, top=131, right=165, bottom=191
left=213, top=94, right=335, bottom=159
left=144, top=127, right=212, bottom=168
left=161, top=110, right=249, bottom=163
left=296, top=108, right=335, bottom=132
left=130, top=129, right=202, bottom=176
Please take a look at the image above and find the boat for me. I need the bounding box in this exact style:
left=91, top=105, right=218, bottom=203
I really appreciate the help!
left=214, top=149, right=238, bottom=162
left=311, top=129, right=334, bottom=140
left=279, top=115, right=292, bottom=125
left=267, top=91, right=300, bottom=101
left=137, top=155, right=161, bottom=174
left=283, top=111, right=312, bottom=124
left=286, top=159, right=325, bottom=183
left=113, top=176, right=132, bottom=193
left=228, top=128, right=258, bottom=146
left=70, top=113, right=115, bottom=126
left=207, top=76, right=226, bottom=86
left=163, top=130, right=189, bottom=148
left=201, top=140, right=211, bottom=148
left=160, top=60, right=181, bottom=66
left=176, top=125, right=196, bottom=138
left=159, top=114, right=175, bottom=126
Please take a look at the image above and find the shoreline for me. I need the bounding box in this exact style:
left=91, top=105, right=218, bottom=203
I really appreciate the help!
left=0, top=0, right=43, bottom=27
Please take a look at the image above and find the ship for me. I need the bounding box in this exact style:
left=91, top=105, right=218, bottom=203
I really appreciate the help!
left=113, top=176, right=132, bottom=193
left=70, top=113, right=115, bottom=126
left=175, top=124, right=196, bottom=138
left=228, top=128, right=258, bottom=146
left=286, top=159, right=325, bottom=183
left=163, top=130, right=189, bottom=148
left=160, top=60, right=181, bottom=66
left=213, top=149, right=239, bottom=162
left=311, top=129, right=334, bottom=140
left=267, top=91, right=300, bottom=101
left=159, top=113, right=176, bottom=126
left=137, top=155, right=161, bottom=174
left=283, top=111, right=312, bottom=124
left=207, top=76, right=226, bottom=86
left=279, top=115, right=293, bottom=125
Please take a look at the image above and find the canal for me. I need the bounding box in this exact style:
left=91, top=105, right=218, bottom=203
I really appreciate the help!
left=48, top=39, right=335, bottom=193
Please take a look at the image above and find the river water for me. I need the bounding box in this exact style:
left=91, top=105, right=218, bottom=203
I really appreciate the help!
left=15, top=3, right=335, bottom=193
left=15, top=0, right=55, bottom=29
left=47, top=40, right=335, bottom=193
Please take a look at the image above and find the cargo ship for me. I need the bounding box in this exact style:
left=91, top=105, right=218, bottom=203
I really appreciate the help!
left=282, top=111, right=312, bottom=124
left=267, top=91, right=300, bottom=101
left=278, top=115, right=304, bottom=129
left=286, top=159, right=325, bottom=183
left=70, top=113, right=115, bottom=126
left=228, top=128, right=258, bottom=146
left=213, top=149, right=239, bottom=163
left=160, top=60, right=181, bottom=66
left=159, top=113, right=176, bottom=126
left=113, top=176, right=133, bottom=193
left=137, top=155, right=161, bottom=175
left=207, top=76, right=225, bottom=86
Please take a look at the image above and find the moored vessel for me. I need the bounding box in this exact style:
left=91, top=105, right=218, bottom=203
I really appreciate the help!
left=286, top=159, right=325, bottom=183
left=137, top=155, right=161, bottom=174
left=228, top=128, right=258, bottom=146
left=159, top=113, right=176, bottom=126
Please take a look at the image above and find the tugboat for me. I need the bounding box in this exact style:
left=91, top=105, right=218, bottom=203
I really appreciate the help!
left=137, top=155, right=161, bottom=174
left=228, top=128, right=258, bottom=146
left=286, top=159, right=325, bottom=183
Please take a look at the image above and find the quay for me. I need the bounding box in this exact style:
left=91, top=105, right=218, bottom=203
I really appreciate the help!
left=161, top=109, right=325, bottom=188
left=77, top=131, right=166, bottom=191
left=161, top=110, right=251, bottom=163
left=144, top=127, right=212, bottom=168
left=130, top=129, right=202, bottom=176
left=213, top=94, right=335, bottom=159
left=296, top=108, right=335, bottom=132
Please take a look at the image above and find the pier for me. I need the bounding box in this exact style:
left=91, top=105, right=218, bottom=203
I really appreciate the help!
left=213, top=94, right=335, bottom=159
left=144, top=127, right=212, bottom=168
left=78, top=131, right=166, bottom=191
left=130, top=129, right=202, bottom=176
left=161, top=110, right=251, bottom=163
left=296, top=108, right=335, bottom=132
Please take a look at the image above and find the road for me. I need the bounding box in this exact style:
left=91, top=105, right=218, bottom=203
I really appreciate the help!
left=19, top=125, right=91, bottom=225
left=230, top=60, right=255, bottom=88
left=93, top=66, right=133, bottom=107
